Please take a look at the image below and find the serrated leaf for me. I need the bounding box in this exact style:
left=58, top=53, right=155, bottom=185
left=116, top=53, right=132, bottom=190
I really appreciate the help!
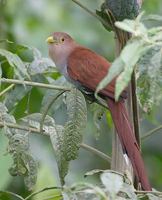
left=0, top=49, right=30, bottom=79
left=63, top=88, right=87, bottom=161
left=100, top=171, right=123, bottom=198
left=49, top=125, right=69, bottom=185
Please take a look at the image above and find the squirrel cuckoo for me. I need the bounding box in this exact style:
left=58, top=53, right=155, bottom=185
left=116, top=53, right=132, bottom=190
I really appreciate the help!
left=46, top=32, right=151, bottom=191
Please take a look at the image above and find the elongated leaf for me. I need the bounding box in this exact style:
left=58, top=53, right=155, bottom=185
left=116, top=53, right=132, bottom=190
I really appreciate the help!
left=49, top=125, right=69, bottom=185
left=95, top=57, right=124, bottom=97
left=115, top=18, right=147, bottom=36
left=0, top=49, right=30, bottom=79
left=0, top=104, right=37, bottom=190
left=115, top=38, right=149, bottom=100
left=63, top=88, right=87, bottom=161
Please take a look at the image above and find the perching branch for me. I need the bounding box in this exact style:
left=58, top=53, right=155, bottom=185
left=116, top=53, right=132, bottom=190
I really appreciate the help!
left=0, top=78, right=71, bottom=91
left=80, top=143, right=111, bottom=163
left=142, top=125, right=162, bottom=140
left=40, top=91, right=66, bottom=133
left=71, top=0, right=111, bottom=30
left=0, top=121, right=111, bottom=163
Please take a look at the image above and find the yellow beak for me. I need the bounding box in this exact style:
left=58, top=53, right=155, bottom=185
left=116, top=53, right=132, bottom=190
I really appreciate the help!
left=46, top=36, right=56, bottom=44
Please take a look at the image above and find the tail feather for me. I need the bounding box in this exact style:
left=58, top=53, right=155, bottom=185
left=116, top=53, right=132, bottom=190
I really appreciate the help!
left=107, top=98, right=151, bottom=191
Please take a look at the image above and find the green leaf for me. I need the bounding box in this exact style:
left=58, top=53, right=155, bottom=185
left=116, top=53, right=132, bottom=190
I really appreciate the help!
left=0, top=191, right=25, bottom=200
left=95, top=57, right=124, bottom=98
left=115, top=38, right=148, bottom=100
left=5, top=85, right=31, bottom=111
left=49, top=125, right=69, bottom=185
left=137, top=45, right=162, bottom=112
left=63, top=88, right=87, bottom=161
left=0, top=49, right=30, bottom=79
left=115, top=17, right=147, bottom=36
left=100, top=171, right=123, bottom=198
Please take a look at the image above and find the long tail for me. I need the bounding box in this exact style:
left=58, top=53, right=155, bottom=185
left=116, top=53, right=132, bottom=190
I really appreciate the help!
left=107, top=98, right=151, bottom=191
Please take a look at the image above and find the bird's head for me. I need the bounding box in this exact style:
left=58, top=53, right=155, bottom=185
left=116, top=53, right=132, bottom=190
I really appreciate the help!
left=46, top=32, right=77, bottom=67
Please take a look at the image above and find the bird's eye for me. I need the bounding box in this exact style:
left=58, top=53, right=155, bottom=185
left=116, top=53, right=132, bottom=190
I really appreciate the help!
left=61, top=38, right=65, bottom=42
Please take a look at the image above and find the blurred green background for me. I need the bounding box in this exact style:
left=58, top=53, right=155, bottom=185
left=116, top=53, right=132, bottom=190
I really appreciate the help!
left=0, top=0, right=162, bottom=198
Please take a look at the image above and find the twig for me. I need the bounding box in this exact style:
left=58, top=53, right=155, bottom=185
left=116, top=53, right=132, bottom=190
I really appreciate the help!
left=80, top=143, right=111, bottom=163
left=24, top=187, right=61, bottom=200
left=142, top=125, right=162, bottom=140
left=0, top=84, right=15, bottom=97
left=135, top=190, right=162, bottom=196
left=0, top=78, right=70, bottom=91
left=71, top=0, right=111, bottom=29
left=0, top=121, right=42, bottom=134
left=0, top=121, right=110, bottom=162
left=40, top=91, right=65, bottom=132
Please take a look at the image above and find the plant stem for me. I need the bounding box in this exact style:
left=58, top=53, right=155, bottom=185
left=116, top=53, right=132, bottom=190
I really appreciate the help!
left=0, top=84, right=15, bottom=97
left=80, top=143, right=111, bottom=163
left=72, top=0, right=111, bottom=29
left=0, top=121, right=110, bottom=163
left=0, top=78, right=70, bottom=91
left=40, top=91, right=65, bottom=132
left=142, top=125, right=162, bottom=140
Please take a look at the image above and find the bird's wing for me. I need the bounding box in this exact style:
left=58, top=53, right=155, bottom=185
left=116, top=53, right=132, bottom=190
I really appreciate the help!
left=67, top=46, right=126, bottom=100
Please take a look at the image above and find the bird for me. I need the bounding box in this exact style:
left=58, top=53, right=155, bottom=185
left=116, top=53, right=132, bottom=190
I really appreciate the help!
left=46, top=32, right=151, bottom=191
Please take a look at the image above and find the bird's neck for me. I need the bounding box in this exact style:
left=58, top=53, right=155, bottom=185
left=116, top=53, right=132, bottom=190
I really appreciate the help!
left=49, top=41, right=78, bottom=77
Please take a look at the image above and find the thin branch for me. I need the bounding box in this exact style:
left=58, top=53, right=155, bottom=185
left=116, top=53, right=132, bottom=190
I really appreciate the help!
left=24, top=187, right=61, bottom=200
left=80, top=143, right=111, bottom=163
left=142, top=125, right=162, bottom=140
left=0, top=78, right=70, bottom=91
left=71, top=0, right=111, bottom=29
left=40, top=91, right=65, bottom=132
left=0, top=84, right=15, bottom=97
left=0, top=121, right=110, bottom=162
left=135, top=190, right=162, bottom=196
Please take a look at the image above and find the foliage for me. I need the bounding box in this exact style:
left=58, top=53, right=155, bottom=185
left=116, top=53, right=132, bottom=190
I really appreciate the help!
left=1, top=0, right=162, bottom=199
left=96, top=13, right=162, bottom=113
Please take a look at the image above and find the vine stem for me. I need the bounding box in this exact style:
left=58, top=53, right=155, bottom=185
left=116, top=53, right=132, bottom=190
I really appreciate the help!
left=0, top=78, right=70, bottom=91
left=0, top=121, right=111, bottom=163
